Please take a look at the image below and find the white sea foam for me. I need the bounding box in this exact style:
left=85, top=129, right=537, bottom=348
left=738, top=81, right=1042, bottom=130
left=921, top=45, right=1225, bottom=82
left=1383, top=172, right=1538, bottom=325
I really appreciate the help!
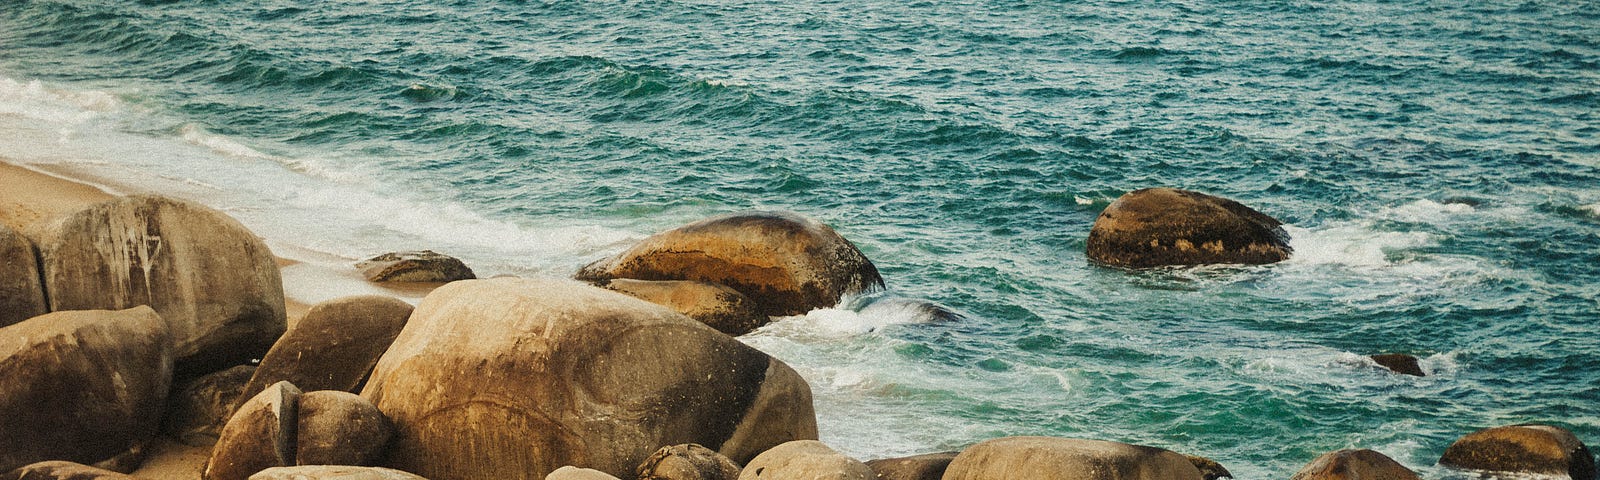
left=1376, top=198, right=1476, bottom=223
left=0, top=76, right=122, bottom=124
left=1581, top=203, right=1600, bottom=219
left=1283, top=223, right=1435, bottom=268
left=180, top=124, right=276, bottom=161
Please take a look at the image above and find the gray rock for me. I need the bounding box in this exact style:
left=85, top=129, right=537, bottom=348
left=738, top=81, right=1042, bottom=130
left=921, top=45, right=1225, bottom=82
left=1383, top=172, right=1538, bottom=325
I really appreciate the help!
left=164, top=365, right=258, bottom=446
left=601, top=279, right=765, bottom=336
left=637, top=444, right=741, bottom=480
left=39, top=195, right=285, bottom=377
left=1439, top=424, right=1596, bottom=479
left=250, top=466, right=428, bottom=480
left=0, top=224, right=46, bottom=328
left=243, top=296, right=412, bottom=397
left=1086, top=188, right=1291, bottom=268
left=0, top=307, right=172, bottom=473
left=355, top=251, right=474, bottom=283
left=204, top=381, right=301, bottom=480
left=737, top=441, right=871, bottom=480
left=942, top=437, right=1203, bottom=480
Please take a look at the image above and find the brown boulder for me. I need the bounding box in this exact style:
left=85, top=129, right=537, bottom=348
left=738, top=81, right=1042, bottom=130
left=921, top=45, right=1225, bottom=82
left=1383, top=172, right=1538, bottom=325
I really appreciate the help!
left=863, top=452, right=957, bottom=480
left=1, top=461, right=138, bottom=480
left=242, top=296, right=412, bottom=397
left=1368, top=354, right=1424, bottom=377
left=355, top=251, right=474, bottom=283
left=737, top=440, right=871, bottom=480
left=204, top=381, right=301, bottom=480
left=164, top=365, right=258, bottom=446
left=1183, top=455, right=1232, bottom=480
left=360, top=278, right=817, bottom=480
left=38, top=195, right=285, bottom=377
left=0, top=224, right=46, bottom=328
left=575, top=211, right=884, bottom=317
left=637, top=444, right=741, bottom=480
left=601, top=279, right=765, bottom=336
left=1086, top=188, right=1291, bottom=268
left=249, top=466, right=428, bottom=480
left=0, top=307, right=173, bottom=473
left=1439, top=424, right=1596, bottom=479
left=942, top=437, right=1203, bottom=480
left=1289, top=449, right=1418, bottom=480
left=295, top=391, right=393, bottom=467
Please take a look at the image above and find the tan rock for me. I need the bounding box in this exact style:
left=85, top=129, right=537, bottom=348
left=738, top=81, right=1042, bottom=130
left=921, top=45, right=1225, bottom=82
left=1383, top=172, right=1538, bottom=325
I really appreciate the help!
left=250, top=466, right=428, bottom=480
left=737, top=440, right=871, bottom=480
left=942, top=437, right=1203, bottom=480
left=575, top=211, right=884, bottom=317
left=295, top=391, right=392, bottom=467
left=164, top=365, right=258, bottom=446
left=545, top=467, right=621, bottom=480
left=0, top=307, right=172, bottom=473
left=1439, top=424, right=1596, bottom=479
left=39, top=195, right=285, bottom=376
left=360, top=278, right=817, bottom=480
left=355, top=251, right=473, bottom=283
left=0, top=224, right=46, bottom=328
left=637, top=444, right=741, bottom=480
left=1086, top=188, right=1291, bottom=268
left=1, top=461, right=138, bottom=480
left=243, top=296, right=412, bottom=397
left=1289, top=449, right=1418, bottom=480
left=863, top=452, right=957, bottom=480
left=601, top=279, right=765, bottom=336
left=204, top=381, right=301, bottom=480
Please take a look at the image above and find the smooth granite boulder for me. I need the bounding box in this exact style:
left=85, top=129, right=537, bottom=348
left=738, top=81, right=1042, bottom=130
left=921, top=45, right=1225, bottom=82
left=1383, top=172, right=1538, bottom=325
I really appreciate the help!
left=294, top=391, right=392, bottom=467
left=1369, top=354, right=1425, bottom=377
left=204, top=381, right=301, bottom=480
left=1289, top=449, right=1419, bottom=480
left=737, top=441, right=871, bottom=480
left=863, top=452, right=957, bottom=480
left=600, top=279, right=765, bottom=336
left=39, top=195, right=285, bottom=377
left=249, top=466, right=428, bottom=480
left=1, top=461, right=138, bottom=480
left=942, top=437, right=1204, bottom=480
left=164, top=365, right=258, bottom=446
left=637, top=444, right=741, bottom=480
left=0, top=307, right=172, bottom=473
left=355, top=251, right=474, bottom=283
left=1439, top=424, right=1596, bottom=479
left=361, top=278, right=817, bottom=480
left=242, top=296, right=412, bottom=397
left=1086, top=188, right=1291, bottom=268
left=545, top=467, right=621, bottom=480
left=0, top=224, right=46, bottom=328
left=575, top=211, right=884, bottom=317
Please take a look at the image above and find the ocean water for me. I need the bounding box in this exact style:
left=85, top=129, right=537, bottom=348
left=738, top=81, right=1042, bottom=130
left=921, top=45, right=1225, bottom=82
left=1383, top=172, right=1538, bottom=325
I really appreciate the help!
left=2, top=0, right=1598, bottom=477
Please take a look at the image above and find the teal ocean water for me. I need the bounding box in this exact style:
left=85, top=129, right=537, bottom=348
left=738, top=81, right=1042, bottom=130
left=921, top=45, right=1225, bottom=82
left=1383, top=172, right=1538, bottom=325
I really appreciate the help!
left=3, top=0, right=1598, bottom=477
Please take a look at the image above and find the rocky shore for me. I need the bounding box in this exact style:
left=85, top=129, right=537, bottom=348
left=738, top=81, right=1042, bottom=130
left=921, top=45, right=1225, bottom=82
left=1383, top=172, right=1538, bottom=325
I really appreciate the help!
left=1, top=161, right=1594, bottom=480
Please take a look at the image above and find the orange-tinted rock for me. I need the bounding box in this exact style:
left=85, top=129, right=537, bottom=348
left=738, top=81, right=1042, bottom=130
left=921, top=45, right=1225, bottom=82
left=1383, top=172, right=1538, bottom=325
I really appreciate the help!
left=1439, top=424, right=1596, bottom=479
left=1289, top=449, right=1418, bottom=480
left=1087, top=188, right=1291, bottom=268
left=164, top=365, right=258, bottom=446
left=737, top=441, right=871, bottom=480
left=600, top=279, right=765, bottom=336
left=942, top=437, right=1203, bottom=480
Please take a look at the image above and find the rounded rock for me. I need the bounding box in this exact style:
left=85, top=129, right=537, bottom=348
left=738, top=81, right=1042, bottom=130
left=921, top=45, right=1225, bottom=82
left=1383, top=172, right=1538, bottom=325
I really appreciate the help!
left=1086, top=188, right=1291, bottom=268
left=863, top=451, right=957, bottom=480
left=1289, top=449, right=1418, bottom=480
left=243, top=295, right=413, bottom=397
left=942, top=437, right=1203, bottom=480
left=1439, top=424, right=1596, bottom=479
left=1368, top=354, right=1425, bottom=377
left=249, top=466, right=429, bottom=480
left=0, top=224, right=47, bottom=328
left=355, top=251, right=474, bottom=283
left=204, top=381, right=301, bottom=480
left=601, top=279, right=765, bottom=336
left=2, top=461, right=138, bottom=480
left=295, top=391, right=393, bottom=467
left=737, top=440, right=871, bottom=480
left=637, top=444, right=741, bottom=480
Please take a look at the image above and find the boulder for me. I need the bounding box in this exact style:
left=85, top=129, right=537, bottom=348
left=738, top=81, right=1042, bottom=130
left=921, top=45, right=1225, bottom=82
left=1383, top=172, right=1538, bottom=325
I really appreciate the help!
left=737, top=440, right=871, bottom=480
left=355, top=251, right=474, bottom=283
left=1368, top=354, right=1424, bottom=377
left=1, top=461, right=138, bottom=480
left=575, top=211, right=884, bottom=317
left=243, top=296, right=412, bottom=397
left=1289, top=449, right=1418, bottom=480
left=637, top=444, right=741, bottom=480
left=295, top=391, right=393, bottom=467
left=164, top=365, right=258, bottom=446
left=1439, top=424, right=1596, bottom=479
left=863, top=452, right=957, bottom=480
left=250, top=466, right=428, bottom=480
left=0, top=224, right=46, bottom=328
left=601, top=279, right=765, bottom=336
left=545, top=467, right=622, bottom=480
left=942, top=437, right=1204, bottom=480
left=360, top=278, right=817, bottom=480
left=38, top=195, right=285, bottom=377
left=1086, top=188, right=1291, bottom=268
left=1183, top=455, right=1232, bottom=480
left=0, top=307, right=173, bottom=473
left=204, top=381, right=301, bottom=480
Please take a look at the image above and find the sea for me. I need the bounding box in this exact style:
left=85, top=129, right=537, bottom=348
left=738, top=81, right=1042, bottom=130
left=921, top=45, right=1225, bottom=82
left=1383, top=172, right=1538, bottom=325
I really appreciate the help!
left=2, top=0, right=1597, bottom=477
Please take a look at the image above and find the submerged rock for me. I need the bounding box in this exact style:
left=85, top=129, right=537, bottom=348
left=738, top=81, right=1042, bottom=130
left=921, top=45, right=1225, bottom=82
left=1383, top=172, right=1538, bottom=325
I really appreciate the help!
left=361, top=278, right=817, bottom=480
left=575, top=211, right=884, bottom=317
left=1439, top=424, right=1596, bottom=479
left=942, top=437, right=1203, bottom=480
left=1368, top=354, right=1425, bottom=377
left=1289, top=449, right=1418, bottom=480
left=0, top=224, right=46, bottom=328
left=356, top=251, right=474, bottom=283
left=1086, top=188, right=1291, bottom=268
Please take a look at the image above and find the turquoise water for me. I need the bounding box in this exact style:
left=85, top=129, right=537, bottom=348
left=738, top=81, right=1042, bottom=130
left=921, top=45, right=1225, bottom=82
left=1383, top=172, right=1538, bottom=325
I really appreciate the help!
left=2, top=0, right=1598, bottom=477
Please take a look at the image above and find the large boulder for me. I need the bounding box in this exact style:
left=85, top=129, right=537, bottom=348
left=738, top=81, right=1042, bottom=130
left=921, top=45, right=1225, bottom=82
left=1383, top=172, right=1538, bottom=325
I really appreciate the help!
left=637, top=444, right=741, bottom=480
left=600, top=279, right=765, bottom=336
left=1086, top=188, right=1291, bottom=268
left=0, top=307, right=173, bottom=473
left=355, top=251, right=474, bottom=283
left=295, top=391, right=393, bottom=466
left=1439, top=424, right=1596, bottom=479
left=737, top=440, right=871, bottom=480
left=38, top=195, right=286, bottom=377
left=360, top=278, right=818, bottom=480
left=1289, top=449, right=1419, bottom=480
left=164, top=365, right=258, bottom=446
left=204, top=381, right=301, bottom=480
left=575, top=211, right=884, bottom=317
left=941, top=437, right=1203, bottom=480
left=863, top=452, right=957, bottom=480
left=0, top=224, right=46, bottom=328
left=242, top=296, right=413, bottom=397
left=1, top=461, right=138, bottom=480
left=250, top=466, right=428, bottom=480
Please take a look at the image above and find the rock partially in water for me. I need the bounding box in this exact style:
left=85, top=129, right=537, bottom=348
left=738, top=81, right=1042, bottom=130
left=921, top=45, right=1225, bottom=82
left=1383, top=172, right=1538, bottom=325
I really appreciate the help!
left=1087, top=188, right=1291, bottom=268
left=1368, top=354, right=1425, bottom=377
left=1183, top=455, right=1233, bottom=480
left=1439, top=424, right=1596, bottom=480
left=1289, top=449, right=1418, bottom=480
left=356, top=251, right=474, bottom=283
left=600, top=279, right=766, bottom=336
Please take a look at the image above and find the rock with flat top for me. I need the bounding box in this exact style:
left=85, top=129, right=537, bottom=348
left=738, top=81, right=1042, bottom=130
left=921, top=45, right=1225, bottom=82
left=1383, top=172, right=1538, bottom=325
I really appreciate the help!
left=356, top=251, right=474, bottom=283
left=1087, top=188, right=1291, bottom=268
left=942, top=437, right=1203, bottom=480
left=1439, top=424, right=1596, bottom=479
left=0, top=224, right=46, bottom=328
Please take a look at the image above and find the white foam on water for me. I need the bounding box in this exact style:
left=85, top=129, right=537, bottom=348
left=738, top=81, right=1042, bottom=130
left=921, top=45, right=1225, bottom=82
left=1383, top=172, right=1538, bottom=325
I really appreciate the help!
left=1581, top=203, right=1600, bottom=219
left=1283, top=223, right=1435, bottom=268
left=1376, top=198, right=1476, bottom=223
left=0, top=75, right=123, bottom=124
